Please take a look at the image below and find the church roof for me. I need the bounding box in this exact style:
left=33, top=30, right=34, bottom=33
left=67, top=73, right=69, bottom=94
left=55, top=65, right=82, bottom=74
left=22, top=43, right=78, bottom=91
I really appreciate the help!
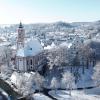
left=16, top=38, right=43, bottom=57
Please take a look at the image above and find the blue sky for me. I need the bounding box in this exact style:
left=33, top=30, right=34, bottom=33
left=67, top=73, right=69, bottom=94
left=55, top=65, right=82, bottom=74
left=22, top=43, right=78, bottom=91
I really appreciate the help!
left=0, top=0, right=100, bottom=24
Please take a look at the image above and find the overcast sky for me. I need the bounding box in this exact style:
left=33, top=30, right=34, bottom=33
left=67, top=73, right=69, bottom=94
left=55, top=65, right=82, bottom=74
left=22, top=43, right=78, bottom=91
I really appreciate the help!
left=0, top=0, right=100, bottom=24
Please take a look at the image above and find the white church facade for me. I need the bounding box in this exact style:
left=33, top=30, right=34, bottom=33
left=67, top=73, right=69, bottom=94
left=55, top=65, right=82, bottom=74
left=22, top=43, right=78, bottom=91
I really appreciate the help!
left=15, top=22, right=46, bottom=72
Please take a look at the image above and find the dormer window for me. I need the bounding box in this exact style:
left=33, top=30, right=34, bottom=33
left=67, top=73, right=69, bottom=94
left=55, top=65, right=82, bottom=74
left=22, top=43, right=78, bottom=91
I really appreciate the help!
left=30, top=48, right=32, bottom=50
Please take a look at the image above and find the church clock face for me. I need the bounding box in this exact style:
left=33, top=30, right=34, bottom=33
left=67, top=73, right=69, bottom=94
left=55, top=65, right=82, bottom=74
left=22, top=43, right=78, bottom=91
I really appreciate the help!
left=18, top=29, right=24, bottom=33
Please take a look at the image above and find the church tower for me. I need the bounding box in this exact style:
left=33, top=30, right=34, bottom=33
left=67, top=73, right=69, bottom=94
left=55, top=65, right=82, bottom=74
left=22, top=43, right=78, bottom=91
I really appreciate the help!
left=17, top=22, right=25, bottom=49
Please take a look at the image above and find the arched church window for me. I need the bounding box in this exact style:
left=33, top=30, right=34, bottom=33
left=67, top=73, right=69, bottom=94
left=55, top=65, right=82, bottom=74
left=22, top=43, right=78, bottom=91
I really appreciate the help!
left=20, top=58, right=22, bottom=61
left=76, top=52, right=78, bottom=55
left=27, top=60, right=28, bottom=65
left=30, top=59, right=32, bottom=65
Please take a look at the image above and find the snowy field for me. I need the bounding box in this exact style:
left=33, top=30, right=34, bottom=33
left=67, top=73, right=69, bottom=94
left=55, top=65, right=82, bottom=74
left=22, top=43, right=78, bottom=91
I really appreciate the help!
left=32, top=93, right=52, bottom=100
left=49, top=87, right=100, bottom=100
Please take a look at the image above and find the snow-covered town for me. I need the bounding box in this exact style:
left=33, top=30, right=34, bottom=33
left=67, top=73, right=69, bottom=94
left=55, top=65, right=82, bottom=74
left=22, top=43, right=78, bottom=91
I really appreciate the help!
left=0, top=0, right=100, bottom=100
left=0, top=21, right=100, bottom=100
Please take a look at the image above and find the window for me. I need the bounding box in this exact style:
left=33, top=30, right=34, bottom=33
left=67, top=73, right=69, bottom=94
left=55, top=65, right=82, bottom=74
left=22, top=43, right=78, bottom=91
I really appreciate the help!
left=27, top=60, right=28, bottom=65
left=70, top=37, right=72, bottom=40
left=30, top=48, right=32, bottom=50
left=30, top=59, right=32, bottom=65
left=81, top=40, right=83, bottom=43
left=76, top=52, right=78, bottom=55
left=20, top=58, right=22, bottom=61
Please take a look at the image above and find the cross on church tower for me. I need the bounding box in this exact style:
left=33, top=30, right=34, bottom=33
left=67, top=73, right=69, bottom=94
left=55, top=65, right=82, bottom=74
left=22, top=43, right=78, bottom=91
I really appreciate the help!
left=17, top=22, right=25, bottom=49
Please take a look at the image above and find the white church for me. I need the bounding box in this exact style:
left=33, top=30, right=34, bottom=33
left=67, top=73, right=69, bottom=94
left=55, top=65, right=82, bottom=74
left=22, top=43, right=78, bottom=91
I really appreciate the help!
left=15, top=22, right=46, bottom=72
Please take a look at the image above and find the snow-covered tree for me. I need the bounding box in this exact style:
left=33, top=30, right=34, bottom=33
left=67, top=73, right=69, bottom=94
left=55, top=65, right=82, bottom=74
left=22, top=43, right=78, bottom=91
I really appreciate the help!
left=92, top=63, right=100, bottom=86
left=61, top=71, right=75, bottom=96
left=50, top=77, right=59, bottom=93
left=0, top=46, right=11, bottom=67
left=10, top=72, right=35, bottom=96
left=79, top=45, right=96, bottom=69
left=34, top=72, right=45, bottom=92
left=0, top=64, right=13, bottom=77
left=47, top=46, right=68, bottom=70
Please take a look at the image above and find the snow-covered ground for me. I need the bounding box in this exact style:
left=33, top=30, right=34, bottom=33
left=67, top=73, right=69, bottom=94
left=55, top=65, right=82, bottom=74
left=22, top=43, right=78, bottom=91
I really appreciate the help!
left=32, top=93, right=52, bottom=100
left=76, top=67, right=95, bottom=88
left=49, top=87, right=100, bottom=100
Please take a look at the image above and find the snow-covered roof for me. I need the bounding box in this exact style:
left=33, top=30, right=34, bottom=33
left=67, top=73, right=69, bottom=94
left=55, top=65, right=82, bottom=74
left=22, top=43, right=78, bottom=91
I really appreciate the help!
left=10, top=71, right=36, bottom=88
left=0, top=37, right=7, bottom=42
left=17, top=49, right=25, bottom=57
left=0, top=41, right=10, bottom=47
left=17, top=38, right=43, bottom=57
left=24, top=72, right=35, bottom=78
left=44, top=42, right=56, bottom=50
left=10, top=72, right=19, bottom=85
left=11, top=45, right=17, bottom=50
left=60, top=42, right=72, bottom=49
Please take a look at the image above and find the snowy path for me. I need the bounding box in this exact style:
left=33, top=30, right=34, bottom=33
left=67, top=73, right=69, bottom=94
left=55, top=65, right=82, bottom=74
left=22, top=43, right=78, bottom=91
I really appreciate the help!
left=49, top=87, right=100, bottom=100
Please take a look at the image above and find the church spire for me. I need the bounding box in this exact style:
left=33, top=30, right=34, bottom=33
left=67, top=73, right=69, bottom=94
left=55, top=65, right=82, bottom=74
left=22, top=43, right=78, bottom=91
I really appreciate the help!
left=19, top=21, right=23, bottom=28
left=17, top=21, right=25, bottom=49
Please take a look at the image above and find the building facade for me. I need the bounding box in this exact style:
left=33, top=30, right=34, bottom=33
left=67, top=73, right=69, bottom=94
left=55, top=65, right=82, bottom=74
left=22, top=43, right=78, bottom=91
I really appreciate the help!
left=15, top=22, right=46, bottom=72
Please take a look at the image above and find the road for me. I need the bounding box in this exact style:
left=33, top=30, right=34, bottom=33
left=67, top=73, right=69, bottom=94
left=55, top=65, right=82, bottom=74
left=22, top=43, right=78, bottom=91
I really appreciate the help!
left=0, top=89, right=9, bottom=100
left=0, top=79, right=21, bottom=100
